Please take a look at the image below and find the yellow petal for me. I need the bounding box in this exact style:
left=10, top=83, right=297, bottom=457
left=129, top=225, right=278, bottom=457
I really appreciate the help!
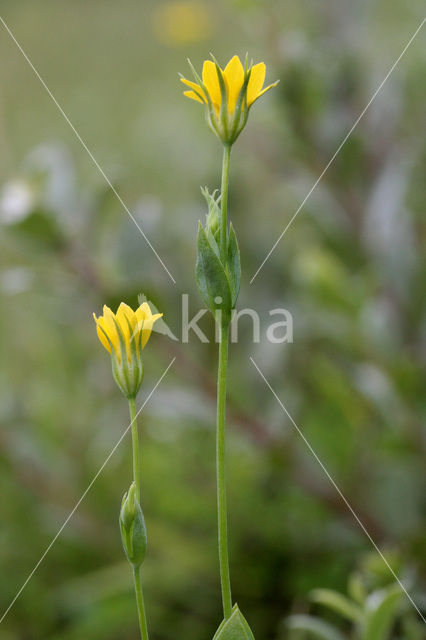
left=184, top=90, right=204, bottom=104
left=246, top=62, right=266, bottom=106
left=136, top=302, right=150, bottom=321
left=94, top=310, right=119, bottom=358
left=102, top=306, right=121, bottom=361
left=117, top=302, right=136, bottom=323
left=202, top=60, right=221, bottom=108
left=135, top=308, right=163, bottom=350
left=141, top=315, right=162, bottom=349
left=180, top=77, right=206, bottom=103
left=256, top=80, right=280, bottom=101
left=116, top=302, right=135, bottom=334
left=93, top=312, right=111, bottom=354
left=116, top=302, right=138, bottom=360
left=180, top=77, right=201, bottom=92
left=141, top=325, right=153, bottom=349
left=96, top=323, right=111, bottom=353
left=223, top=55, right=244, bottom=113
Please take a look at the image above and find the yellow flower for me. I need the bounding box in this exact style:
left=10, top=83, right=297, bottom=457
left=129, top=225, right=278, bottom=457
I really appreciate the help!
left=93, top=302, right=162, bottom=397
left=180, top=54, right=279, bottom=145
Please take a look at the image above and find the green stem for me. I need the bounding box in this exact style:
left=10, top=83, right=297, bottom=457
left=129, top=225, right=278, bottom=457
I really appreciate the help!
left=127, top=398, right=149, bottom=640
left=133, top=566, right=149, bottom=640
left=216, top=141, right=233, bottom=619
left=220, top=144, right=231, bottom=261
left=128, top=396, right=141, bottom=499
left=217, top=321, right=232, bottom=619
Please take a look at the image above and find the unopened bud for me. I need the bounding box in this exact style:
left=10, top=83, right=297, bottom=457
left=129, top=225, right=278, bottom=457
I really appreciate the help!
left=201, top=187, right=220, bottom=238
left=119, top=482, right=147, bottom=568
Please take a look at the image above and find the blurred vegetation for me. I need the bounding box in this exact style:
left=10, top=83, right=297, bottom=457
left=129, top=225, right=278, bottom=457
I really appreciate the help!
left=0, top=0, right=425, bottom=638
left=285, top=552, right=426, bottom=640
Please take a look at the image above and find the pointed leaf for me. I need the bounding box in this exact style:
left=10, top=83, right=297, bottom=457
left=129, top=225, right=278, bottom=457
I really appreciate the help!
left=213, top=605, right=255, bottom=640
left=362, top=584, right=404, bottom=640
left=347, top=571, right=367, bottom=605
left=227, top=223, right=241, bottom=306
left=206, top=226, right=221, bottom=261
left=310, top=588, right=362, bottom=622
left=196, top=223, right=232, bottom=320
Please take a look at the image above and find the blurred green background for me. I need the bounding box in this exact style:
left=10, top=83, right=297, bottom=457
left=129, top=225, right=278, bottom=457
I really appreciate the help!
left=0, top=1, right=425, bottom=638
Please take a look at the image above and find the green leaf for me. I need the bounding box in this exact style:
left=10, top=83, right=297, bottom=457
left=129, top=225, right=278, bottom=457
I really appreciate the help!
left=206, top=226, right=221, bottom=261
left=213, top=605, right=255, bottom=640
left=347, top=571, right=367, bottom=605
left=196, top=222, right=232, bottom=320
left=361, top=584, right=404, bottom=640
left=285, top=614, right=346, bottom=640
left=310, top=588, right=362, bottom=622
left=227, top=223, right=241, bottom=306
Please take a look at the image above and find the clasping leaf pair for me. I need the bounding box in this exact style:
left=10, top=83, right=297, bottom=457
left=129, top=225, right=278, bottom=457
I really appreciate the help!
left=196, top=188, right=240, bottom=323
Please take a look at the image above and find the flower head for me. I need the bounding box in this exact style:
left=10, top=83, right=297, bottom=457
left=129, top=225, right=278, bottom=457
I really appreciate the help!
left=180, top=54, right=279, bottom=145
left=93, top=302, right=162, bottom=398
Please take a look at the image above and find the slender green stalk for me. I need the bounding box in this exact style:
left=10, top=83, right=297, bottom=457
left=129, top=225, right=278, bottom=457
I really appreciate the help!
left=220, top=144, right=232, bottom=260
left=216, top=142, right=233, bottom=619
left=127, top=397, right=149, bottom=640
left=128, top=396, right=141, bottom=498
left=216, top=320, right=232, bottom=619
left=133, top=566, right=149, bottom=640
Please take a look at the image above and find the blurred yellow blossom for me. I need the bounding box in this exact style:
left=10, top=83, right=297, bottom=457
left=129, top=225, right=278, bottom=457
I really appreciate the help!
left=152, top=2, right=212, bottom=47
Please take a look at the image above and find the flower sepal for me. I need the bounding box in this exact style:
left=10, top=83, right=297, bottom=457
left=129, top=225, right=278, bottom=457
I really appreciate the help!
left=119, top=482, right=147, bottom=568
left=110, top=330, right=144, bottom=400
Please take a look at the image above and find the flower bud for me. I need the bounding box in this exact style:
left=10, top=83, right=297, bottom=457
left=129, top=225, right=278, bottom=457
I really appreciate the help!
left=119, top=483, right=147, bottom=568
left=201, top=187, right=220, bottom=238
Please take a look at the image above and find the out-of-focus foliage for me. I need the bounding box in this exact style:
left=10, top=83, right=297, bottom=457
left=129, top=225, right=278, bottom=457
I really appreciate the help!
left=0, top=0, right=425, bottom=639
left=285, top=552, right=426, bottom=639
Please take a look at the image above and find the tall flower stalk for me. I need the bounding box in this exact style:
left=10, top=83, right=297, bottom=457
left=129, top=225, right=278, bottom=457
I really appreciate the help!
left=181, top=54, right=278, bottom=635
left=216, top=142, right=233, bottom=619
left=93, top=302, right=162, bottom=640
left=127, top=395, right=148, bottom=640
